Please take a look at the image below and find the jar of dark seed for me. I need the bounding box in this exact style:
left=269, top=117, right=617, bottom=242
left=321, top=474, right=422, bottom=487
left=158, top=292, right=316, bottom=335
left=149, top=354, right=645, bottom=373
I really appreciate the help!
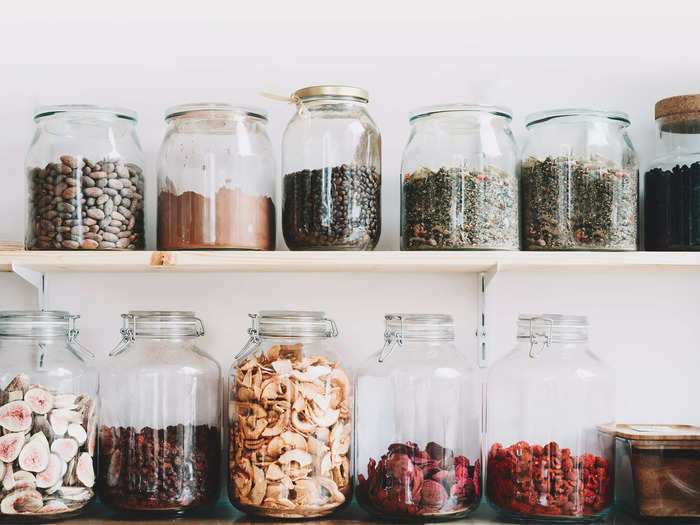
left=25, top=105, right=145, bottom=250
left=521, top=109, right=639, bottom=251
left=401, top=105, right=519, bottom=250
left=98, top=312, right=221, bottom=515
left=645, top=94, right=700, bottom=250
left=282, top=85, right=381, bottom=250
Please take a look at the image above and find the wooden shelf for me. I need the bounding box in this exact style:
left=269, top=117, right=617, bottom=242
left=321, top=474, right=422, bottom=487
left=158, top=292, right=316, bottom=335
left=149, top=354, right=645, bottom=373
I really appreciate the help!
left=2, top=250, right=700, bottom=274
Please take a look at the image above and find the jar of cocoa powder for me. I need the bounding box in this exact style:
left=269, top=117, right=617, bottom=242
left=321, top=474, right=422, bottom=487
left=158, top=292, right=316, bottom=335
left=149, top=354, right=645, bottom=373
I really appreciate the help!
left=355, top=314, right=481, bottom=521
left=25, top=105, right=146, bottom=250
left=157, top=104, right=276, bottom=250
left=486, top=315, right=615, bottom=521
left=0, top=311, right=98, bottom=521
left=229, top=311, right=352, bottom=518
left=98, top=311, right=221, bottom=515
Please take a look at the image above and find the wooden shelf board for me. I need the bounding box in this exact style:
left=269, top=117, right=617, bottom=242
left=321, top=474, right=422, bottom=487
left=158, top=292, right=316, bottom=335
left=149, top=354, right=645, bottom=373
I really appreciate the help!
left=2, top=250, right=700, bottom=274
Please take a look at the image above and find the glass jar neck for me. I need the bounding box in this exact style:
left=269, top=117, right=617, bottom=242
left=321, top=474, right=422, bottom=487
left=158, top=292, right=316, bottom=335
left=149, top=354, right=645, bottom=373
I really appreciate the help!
left=656, top=117, right=700, bottom=157
left=411, top=111, right=507, bottom=130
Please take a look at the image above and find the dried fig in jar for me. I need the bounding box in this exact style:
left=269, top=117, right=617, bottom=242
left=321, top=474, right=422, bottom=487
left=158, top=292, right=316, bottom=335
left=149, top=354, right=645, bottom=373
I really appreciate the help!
left=228, top=312, right=352, bottom=518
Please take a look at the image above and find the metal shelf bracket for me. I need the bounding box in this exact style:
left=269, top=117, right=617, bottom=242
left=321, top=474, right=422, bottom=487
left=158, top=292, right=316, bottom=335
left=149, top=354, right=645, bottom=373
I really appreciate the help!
left=476, top=264, right=499, bottom=368
left=11, top=263, right=48, bottom=311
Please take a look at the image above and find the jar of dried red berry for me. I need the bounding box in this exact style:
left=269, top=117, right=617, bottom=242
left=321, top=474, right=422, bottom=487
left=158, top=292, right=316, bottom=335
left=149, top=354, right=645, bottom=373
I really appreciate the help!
left=98, top=311, right=221, bottom=515
left=486, top=315, right=615, bottom=522
left=355, top=314, right=481, bottom=521
left=228, top=311, right=352, bottom=518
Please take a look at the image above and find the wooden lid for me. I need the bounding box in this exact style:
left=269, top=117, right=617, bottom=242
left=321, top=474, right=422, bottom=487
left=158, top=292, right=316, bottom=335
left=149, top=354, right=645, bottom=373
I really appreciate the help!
left=655, top=94, right=700, bottom=121
left=613, top=424, right=700, bottom=441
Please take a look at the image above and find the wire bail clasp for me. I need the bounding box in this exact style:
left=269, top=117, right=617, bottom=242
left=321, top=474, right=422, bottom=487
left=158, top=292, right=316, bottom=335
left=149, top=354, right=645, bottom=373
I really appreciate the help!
left=235, top=313, right=262, bottom=363
left=528, top=316, right=553, bottom=358
left=378, top=314, right=404, bottom=363
left=260, top=92, right=309, bottom=118
left=109, top=313, right=136, bottom=357
left=66, top=314, right=95, bottom=359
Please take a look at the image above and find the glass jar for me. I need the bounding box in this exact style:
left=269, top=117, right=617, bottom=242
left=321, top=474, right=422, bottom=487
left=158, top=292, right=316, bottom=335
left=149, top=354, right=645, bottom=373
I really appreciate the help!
left=98, top=311, right=220, bottom=514
left=355, top=314, right=481, bottom=521
left=282, top=85, right=381, bottom=250
left=645, top=94, right=700, bottom=250
left=401, top=105, right=519, bottom=250
left=25, top=105, right=145, bottom=250
left=0, top=311, right=97, bottom=521
left=228, top=311, right=352, bottom=518
left=521, top=109, right=639, bottom=250
left=157, top=104, right=276, bottom=250
left=486, top=315, right=615, bottom=521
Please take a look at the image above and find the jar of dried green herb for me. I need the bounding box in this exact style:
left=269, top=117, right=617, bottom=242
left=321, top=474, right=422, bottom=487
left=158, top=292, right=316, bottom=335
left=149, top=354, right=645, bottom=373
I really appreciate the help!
left=401, top=105, right=519, bottom=250
left=521, top=109, right=639, bottom=251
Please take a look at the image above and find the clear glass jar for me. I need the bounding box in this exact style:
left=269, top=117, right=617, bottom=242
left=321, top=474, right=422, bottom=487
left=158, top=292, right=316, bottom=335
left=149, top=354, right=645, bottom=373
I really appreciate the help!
left=486, top=315, right=615, bottom=521
left=0, top=311, right=97, bottom=521
left=25, top=105, right=145, bottom=250
left=355, top=314, right=481, bottom=521
left=645, top=94, right=700, bottom=250
left=521, top=109, right=639, bottom=250
left=157, top=104, right=276, bottom=250
left=98, top=311, right=220, bottom=514
left=401, top=105, right=519, bottom=250
left=282, top=86, right=381, bottom=250
left=228, top=311, right=352, bottom=518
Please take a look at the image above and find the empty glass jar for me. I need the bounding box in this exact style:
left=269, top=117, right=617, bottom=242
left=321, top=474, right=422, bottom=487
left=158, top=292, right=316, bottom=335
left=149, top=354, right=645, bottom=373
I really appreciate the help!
left=282, top=85, right=381, bottom=250
left=355, top=314, right=481, bottom=520
left=486, top=315, right=615, bottom=521
left=229, top=311, right=352, bottom=518
left=98, top=311, right=220, bottom=514
left=157, top=104, right=276, bottom=250
left=25, top=105, right=145, bottom=250
left=0, top=311, right=97, bottom=521
left=645, top=94, right=700, bottom=250
left=521, top=109, right=639, bottom=250
left=401, top=105, right=519, bottom=250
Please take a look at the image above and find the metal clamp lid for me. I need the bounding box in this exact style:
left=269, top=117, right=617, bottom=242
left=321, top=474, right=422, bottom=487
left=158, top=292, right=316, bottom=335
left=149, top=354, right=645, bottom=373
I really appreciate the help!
left=378, top=314, right=404, bottom=363
left=528, top=316, right=553, bottom=359
left=235, top=313, right=263, bottom=363
left=108, top=312, right=205, bottom=357
left=66, top=314, right=95, bottom=360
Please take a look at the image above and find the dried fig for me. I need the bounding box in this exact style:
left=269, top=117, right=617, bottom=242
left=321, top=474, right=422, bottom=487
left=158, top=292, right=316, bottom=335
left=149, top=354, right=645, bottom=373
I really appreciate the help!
left=52, top=394, right=77, bottom=409
left=24, top=388, right=53, bottom=415
left=2, top=462, right=14, bottom=491
left=37, top=500, right=69, bottom=513
left=0, top=488, right=43, bottom=514
left=0, top=401, right=32, bottom=432
left=106, top=449, right=121, bottom=487
left=75, top=452, right=94, bottom=488
left=58, top=486, right=93, bottom=502
left=0, top=433, right=25, bottom=463
left=5, top=375, right=30, bottom=396
left=18, top=435, right=50, bottom=472
left=51, top=438, right=78, bottom=462
left=67, top=423, right=87, bottom=445
left=35, top=453, right=62, bottom=489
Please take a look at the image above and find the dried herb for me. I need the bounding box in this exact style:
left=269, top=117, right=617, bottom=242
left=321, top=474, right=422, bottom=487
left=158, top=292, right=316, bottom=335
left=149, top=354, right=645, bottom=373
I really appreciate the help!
left=521, top=155, right=638, bottom=250
left=402, top=166, right=518, bottom=250
left=645, top=162, right=700, bottom=250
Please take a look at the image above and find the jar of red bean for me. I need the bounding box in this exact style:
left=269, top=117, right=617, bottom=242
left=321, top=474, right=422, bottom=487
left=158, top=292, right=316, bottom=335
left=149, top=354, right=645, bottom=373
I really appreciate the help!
left=486, top=315, right=615, bottom=522
left=355, top=314, right=481, bottom=521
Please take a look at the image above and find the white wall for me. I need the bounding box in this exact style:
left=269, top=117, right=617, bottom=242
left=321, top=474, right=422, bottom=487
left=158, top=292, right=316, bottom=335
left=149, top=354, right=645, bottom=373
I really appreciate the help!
left=1, top=1, right=699, bottom=424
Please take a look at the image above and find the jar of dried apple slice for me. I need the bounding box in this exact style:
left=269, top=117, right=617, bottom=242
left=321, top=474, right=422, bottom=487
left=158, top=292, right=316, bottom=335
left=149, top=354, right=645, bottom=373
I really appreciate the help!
left=228, top=311, right=352, bottom=518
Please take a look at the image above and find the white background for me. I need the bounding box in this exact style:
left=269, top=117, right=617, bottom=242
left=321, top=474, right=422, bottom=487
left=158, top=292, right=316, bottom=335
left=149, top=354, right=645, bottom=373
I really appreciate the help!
left=0, top=1, right=699, bottom=424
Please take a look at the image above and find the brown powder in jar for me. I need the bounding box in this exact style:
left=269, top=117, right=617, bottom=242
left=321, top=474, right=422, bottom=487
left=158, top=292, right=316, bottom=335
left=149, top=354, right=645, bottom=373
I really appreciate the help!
left=158, top=187, right=275, bottom=250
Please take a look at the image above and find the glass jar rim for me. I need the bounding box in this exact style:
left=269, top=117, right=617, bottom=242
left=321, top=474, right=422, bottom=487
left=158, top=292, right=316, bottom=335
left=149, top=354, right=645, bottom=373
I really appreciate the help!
left=517, top=314, right=589, bottom=343
left=385, top=313, right=455, bottom=342
left=122, top=310, right=204, bottom=338
left=164, top=103, right=268, bottom=121
left=293, top=85, right=369, bottom=103
left=526, top=108, right=630, bottom=127
left=0, top=310, right=75, bottom=338
left=255, top=310, right=338, bottom=338
left=34, top=104, right=138, bottom=122
left=409, top=104, right=512, bottom=122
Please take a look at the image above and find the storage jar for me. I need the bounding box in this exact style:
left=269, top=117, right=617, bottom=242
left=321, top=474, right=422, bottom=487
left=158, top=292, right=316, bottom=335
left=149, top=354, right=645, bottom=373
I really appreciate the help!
left=645, top=94, right=700, bottom=250
left=521, top=109, right=638, bottom=250
left=401, top=105, right=519, bottom=250
left=0, top=311, right=97, bottom=521
left=282, top=85, right=381, bottom=250
left=486, top=315, right=615, bottom=521
left=355, top=314, right=481, bottom=520
left=98, top=311, right=220, bottom=514
left=613, top=424, right=700, bottom=519
left=157, top=104, right=276, bottom=250
left=229, top=311, right=352, bottom=518
left=25, top=105, right=145, bottom=250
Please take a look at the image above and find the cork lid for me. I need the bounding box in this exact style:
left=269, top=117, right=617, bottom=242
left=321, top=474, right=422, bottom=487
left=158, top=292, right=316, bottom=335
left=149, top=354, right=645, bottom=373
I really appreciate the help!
left=612, top=424, right=700, bottom=441
left=655, top=94, right=700, bottom=122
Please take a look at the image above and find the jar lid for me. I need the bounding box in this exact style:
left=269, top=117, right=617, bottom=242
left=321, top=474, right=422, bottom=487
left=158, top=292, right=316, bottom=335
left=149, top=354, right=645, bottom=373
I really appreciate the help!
left=384, top=313, right=455, bottom=342
left=409, top=104, right=512, bottom=122
left=525, top=108, right=630, bottom=127
left=33, top=104, right=138, bottom=122
left=164, top=103, right=268, bottom=121
left=293, top=85, right=368, bottom=103
left=0, top=311, right=76, bottom=338
left=254, top=311, right=338, bottom=338
left=517, top=314, right=589, bottom=343
left=610, top=424, right=700, bottom=442
left=121, top=311, right=205, bottom=338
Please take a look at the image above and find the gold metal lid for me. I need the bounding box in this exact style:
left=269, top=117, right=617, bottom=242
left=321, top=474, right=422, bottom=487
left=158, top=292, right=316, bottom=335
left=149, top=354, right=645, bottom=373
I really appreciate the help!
left=293, top=85, right=369, bottom=102
left=655, top=94, right=700, bottom=122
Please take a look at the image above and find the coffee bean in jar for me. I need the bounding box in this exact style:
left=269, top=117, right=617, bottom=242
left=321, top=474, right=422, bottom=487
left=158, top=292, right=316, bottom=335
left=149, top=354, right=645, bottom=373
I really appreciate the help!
left=282, top=164, right=380, bottom=250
